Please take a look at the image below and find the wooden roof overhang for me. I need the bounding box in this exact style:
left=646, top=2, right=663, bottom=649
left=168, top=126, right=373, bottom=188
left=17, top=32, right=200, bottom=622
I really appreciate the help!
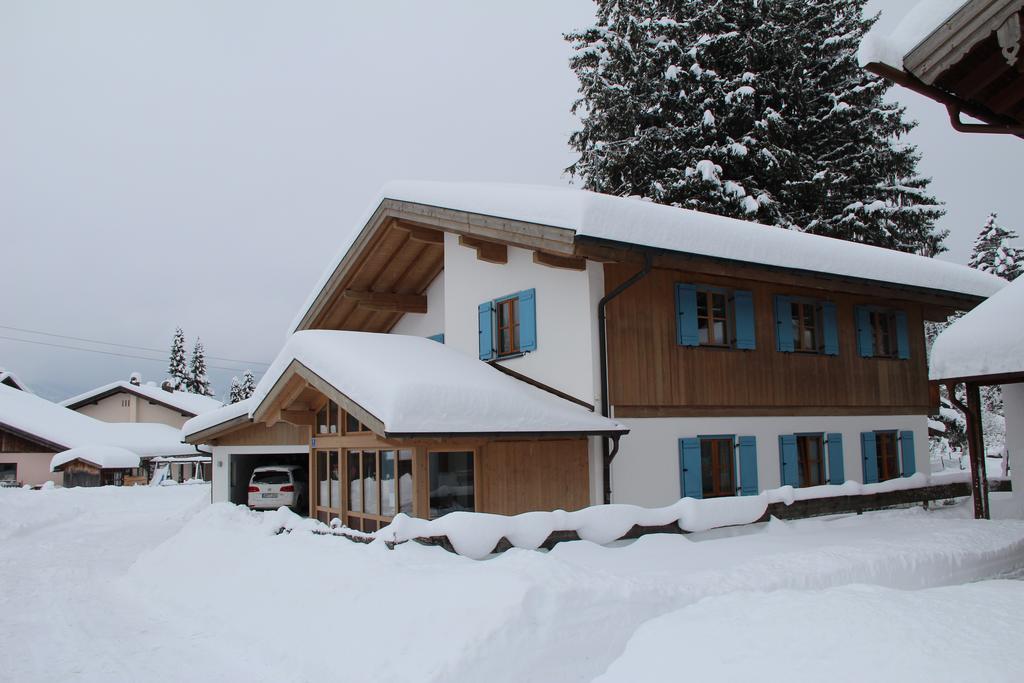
left=865, top=0, right=1024, bottom=136
left=294, top=199, right=578, bottom=333
left=64, top=386, right=197, bottom=417
left=573, top=235, right=988, bottom=320
left=182, top=413, right=253, bottom=445
left=251, top=359, right=626, bottom=441
left=0, top=421, right=66, bottom=452
left=932, top=369, right=1024, bottom=385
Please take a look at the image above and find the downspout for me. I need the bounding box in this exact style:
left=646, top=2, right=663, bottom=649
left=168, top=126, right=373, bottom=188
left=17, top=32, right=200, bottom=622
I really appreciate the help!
left=598, top=253, right=652, bottom=504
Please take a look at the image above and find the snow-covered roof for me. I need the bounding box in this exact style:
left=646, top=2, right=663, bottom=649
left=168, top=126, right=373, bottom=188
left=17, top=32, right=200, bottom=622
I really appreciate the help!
left=0, top=384, right=196, bottom=457
left=858, top=0, right=967, bottom=69
left=181, top=398, right=252, bottom=441
left=252, top=330, right=626, bottom=436
left=0, top=368, right=31, bottom=393
left=291, top=181, right=1003, bottom=333
left=51, top=445, right=141, bottom=472
left=930, top=276, right=1024, bottom=381
left=62, top=380, right=223, bottom=416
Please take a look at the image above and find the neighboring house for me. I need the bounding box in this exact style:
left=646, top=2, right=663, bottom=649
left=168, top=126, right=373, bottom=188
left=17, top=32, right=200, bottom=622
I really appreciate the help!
left=859, top=0, right=1023, bottom=136
left=0, top=383, right=200, bottom=487
left=185, top=182, right=1003, bottom=529
left=62, top=375, right=223, bottom=429
left=931, top=276, right=1024, bottom=517
left=0, top=368, right=31, bottom=392
left=50, top=446, right=147, bottom=488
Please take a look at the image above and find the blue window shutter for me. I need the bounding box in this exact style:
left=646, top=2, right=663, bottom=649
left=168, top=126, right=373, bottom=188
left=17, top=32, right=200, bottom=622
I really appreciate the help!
left=678, top=438, right=702, bottom=499
left=478, top=301, right=495, bottom=360
left=860, top=431, right=878, bottom=483
left=518, top=288, right=537, bottom=352
left=675, top=284, right=699, bottom=346
left=738, top=436, right=758, bottom=495
left=900, top=430, right=916, bottom=477
left=778, top=434, right=799, bottom=486
left=895, top=311, right=910, bottom=360
left=826, top=433, right=845, bottom=484
left=855, top=307, right=874, bottom=358
left=732, top=291, right=756, bottom=350
left=774, top=296, right=794, bottom=352
left=427, top=333, right=445, bottom=344
left=821, top=302, right=839, bottom=356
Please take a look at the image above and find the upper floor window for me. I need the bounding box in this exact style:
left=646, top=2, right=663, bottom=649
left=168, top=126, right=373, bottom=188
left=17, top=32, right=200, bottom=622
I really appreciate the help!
left=855, top=306, right=909, bottom=359
left=676, top=283, right=755, bottom=350
left=478, top=289, right=536, bottom=361
left=774, top=296, right=838, bottom=355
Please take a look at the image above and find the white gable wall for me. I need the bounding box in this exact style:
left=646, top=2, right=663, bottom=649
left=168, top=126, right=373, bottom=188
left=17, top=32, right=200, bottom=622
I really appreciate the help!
left=442, top=233, right=602, bottom=407
left=391, top=270, right=446, bottom=338
left=73, top=392, right=190, bottom=429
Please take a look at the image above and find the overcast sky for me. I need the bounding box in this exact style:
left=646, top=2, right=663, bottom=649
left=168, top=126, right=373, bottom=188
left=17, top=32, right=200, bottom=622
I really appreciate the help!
left=2, top=0, right=1019, bottom=402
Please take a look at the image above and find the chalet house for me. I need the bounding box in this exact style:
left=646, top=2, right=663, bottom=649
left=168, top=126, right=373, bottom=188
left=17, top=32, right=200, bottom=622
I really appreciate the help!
left=860, top=0, right=1023, bottom=136
left=185, top=182, right=1003, bottom=530
left=62, top=374, right=223, bottom=429
left=0, top=384, right=200, bottom=487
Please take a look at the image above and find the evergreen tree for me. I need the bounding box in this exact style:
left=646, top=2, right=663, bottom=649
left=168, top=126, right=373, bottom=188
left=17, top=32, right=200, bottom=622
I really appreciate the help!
left=566, top=0, right=946, bottom=253
left=166, top=328, right=188, bottom=392
left=187, top=338, right=214, bottom=397
left=969, top=213, right=1021, bottom=281
left=228, top=377, right=244, bottom=404
left=240, top=369, right=257, bottom=400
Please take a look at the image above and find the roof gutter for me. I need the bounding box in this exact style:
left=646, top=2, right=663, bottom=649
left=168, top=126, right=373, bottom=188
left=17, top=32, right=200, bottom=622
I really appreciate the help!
left=597, top=253, right=652, bottom=504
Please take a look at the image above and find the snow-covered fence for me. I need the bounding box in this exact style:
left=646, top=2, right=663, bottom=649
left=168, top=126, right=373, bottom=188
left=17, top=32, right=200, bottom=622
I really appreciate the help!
left=295, top=476, right=1011, bottom=560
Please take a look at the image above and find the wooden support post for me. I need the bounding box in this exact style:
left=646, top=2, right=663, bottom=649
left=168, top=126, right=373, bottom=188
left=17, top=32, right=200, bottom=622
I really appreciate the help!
left=965, top=382, right=990, bottom=520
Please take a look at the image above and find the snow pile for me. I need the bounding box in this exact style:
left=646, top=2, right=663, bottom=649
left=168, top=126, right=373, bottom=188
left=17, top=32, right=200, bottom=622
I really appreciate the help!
left=0, top=384, right=198, bottom=457
left=596, top=581, right=1024, bottom=682
left=62, top=379, right=223, bottom=416
left=930, top=275, right=1024, bottom=380
left=858, top=0, right=966, bottom=68
left=51, top=445, right=140, bottom=472
left=249, top=331, right=627, bottom=436
left=292, top=181, right=1002, bottom=332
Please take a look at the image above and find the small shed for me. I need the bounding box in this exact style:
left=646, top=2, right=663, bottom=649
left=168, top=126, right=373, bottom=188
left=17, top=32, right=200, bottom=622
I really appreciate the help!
left=51, top=445, right=143, bottom=488
left=930, top=276, right=1023, bottom=517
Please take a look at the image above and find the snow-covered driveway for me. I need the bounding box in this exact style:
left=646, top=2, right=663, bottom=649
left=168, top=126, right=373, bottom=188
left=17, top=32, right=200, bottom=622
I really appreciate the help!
left=2, top=485, right=1023, bottom=682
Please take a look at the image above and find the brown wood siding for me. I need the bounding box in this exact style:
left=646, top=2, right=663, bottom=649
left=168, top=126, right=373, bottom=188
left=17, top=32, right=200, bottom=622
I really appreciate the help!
left=0, top=427, right=53, bottom=453
left=215, top=422, right=311, bottom=447
left=605, top=264, right=931, bottom=415
left=478, top=439, right=589, bottom=515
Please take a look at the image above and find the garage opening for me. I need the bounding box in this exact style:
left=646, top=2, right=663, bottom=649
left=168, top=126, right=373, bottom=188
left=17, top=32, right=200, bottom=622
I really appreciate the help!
left=229, top=452, right=309, bottom=514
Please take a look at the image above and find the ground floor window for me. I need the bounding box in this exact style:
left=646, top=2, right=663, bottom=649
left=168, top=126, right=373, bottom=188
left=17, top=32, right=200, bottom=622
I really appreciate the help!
left=0, top=463, right=16, bottom=484
left=875, top=431, right=900, bottom=482
left=796, top=434, right=825, bottom=487
left=700, top=437, right=735, bottom=498
left=429, top=451, right=475, bottom=518
left=315, top=449, right=413, bottom=532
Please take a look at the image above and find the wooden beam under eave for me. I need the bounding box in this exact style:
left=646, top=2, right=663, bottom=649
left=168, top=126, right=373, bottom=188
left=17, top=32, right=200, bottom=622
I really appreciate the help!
left=393, top=221, right=445, bottom=245
left=533, top=250, right=587, bottom=271
left=280, top=410, right=316, bottom=427
left=342, top=290, right=428, bottom=314
left=459, top=235, right=508, bottom=264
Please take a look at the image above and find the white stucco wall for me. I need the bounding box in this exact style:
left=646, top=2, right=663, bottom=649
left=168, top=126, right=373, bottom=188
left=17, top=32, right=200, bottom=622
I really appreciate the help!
left=442, top=233, right=602, bottom=405
left=610, top=414, right=930, bottom=507
left=1003, top=384, right=1024, bottom=511
left=391, top=270, right=446, bottom=338
left=73, top=392, right=188, bottom=429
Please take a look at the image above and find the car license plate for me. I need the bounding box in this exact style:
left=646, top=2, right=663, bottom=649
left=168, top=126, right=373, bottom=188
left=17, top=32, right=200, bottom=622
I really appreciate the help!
left=263, top=493, right=279, bottom=498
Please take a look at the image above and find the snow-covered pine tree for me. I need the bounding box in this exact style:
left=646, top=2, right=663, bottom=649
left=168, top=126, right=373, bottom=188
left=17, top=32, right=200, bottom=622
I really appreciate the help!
left=228, top=377, right=243, bottom=404
left=187, top=339, right=215, bottom=397
left=566, top=0, right=946, bottom=254
left=166, top=328, right=188, bottom=392
left=969, top=213, right=1021, bottom=281
left=240, top=369, right=256, bottom=400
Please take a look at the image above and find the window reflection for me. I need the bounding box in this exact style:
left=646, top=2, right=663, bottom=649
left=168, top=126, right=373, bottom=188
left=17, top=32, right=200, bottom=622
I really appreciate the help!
left=429, top=451, right=475, bottom=519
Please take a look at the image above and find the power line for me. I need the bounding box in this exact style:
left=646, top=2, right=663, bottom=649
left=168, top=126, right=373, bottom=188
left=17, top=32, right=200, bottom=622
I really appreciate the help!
left=0, top=324, right=269, bottom=367
left=0, top=335, right=264, bottom=375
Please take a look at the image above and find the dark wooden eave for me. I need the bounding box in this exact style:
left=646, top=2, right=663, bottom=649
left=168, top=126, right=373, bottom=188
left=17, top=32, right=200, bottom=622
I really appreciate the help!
left=0, top=421, right=66, bottom=452
left=932, top=369, right=1024, bottom=386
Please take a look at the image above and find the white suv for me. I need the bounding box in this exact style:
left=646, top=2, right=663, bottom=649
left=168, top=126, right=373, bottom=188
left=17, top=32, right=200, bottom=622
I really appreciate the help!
left=247, top=466, right=306, bottom=511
